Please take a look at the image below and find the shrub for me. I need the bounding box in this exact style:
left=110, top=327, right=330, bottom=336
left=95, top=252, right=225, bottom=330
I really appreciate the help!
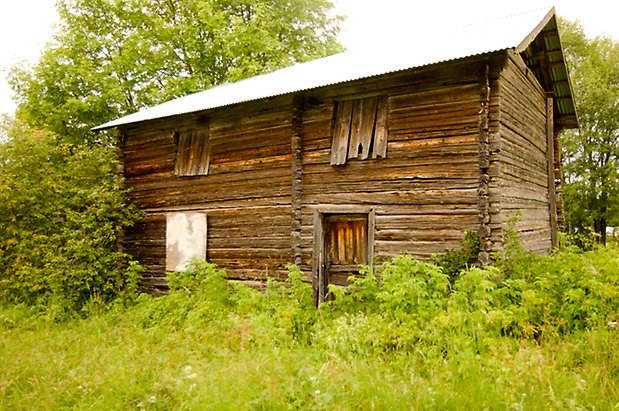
left=167, top=259, right=228, bottom=296
left=319, top=237, right=619, bottom=353
left=0, top=120, right=143, bottom=312
left=433, top=230, right=481, bottom=283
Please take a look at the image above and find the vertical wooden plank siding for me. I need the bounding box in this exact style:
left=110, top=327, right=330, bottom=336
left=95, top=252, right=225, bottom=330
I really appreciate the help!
left=357, top=96, right=378, bottom=159
left=347, top=99, right=364, bottom=159
left=196, top=129, right=211, bottom=175
left=372, top=95, right=389, bottom=159
left=330, top=100, right=353, bottom=165
left=175, top=129, right=210, bottom=176
left=325, top=215, right=368, bottom=265
left=546, top=96, right=558, bottom=247
left=174, top=132, right=188, bottom=175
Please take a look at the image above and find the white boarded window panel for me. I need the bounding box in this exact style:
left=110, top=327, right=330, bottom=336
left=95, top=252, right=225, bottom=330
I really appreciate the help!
left=166, top=212, right=207, bottom=272
left=330, top=95, right=388, bottom=165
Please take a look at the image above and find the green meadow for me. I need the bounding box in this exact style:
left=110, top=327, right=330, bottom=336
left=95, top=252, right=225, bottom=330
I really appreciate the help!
left=1, top=244, right=617, bottom=410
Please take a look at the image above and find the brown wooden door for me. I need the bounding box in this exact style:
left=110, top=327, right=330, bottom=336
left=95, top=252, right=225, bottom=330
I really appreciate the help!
left=323, top=214, right=368, bottom=287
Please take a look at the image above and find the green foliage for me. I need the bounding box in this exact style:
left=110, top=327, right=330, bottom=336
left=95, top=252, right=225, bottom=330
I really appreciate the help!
left=9, top=0, right=342, bottom=143
left=559, top=19, right=619, bottom=242
left=432, top=230, right=481, bottom=283
left=0, top=120, right=143, bottom=311
left=491, top=211, right=539, bottom=280
left=1, top=245, right=617, bottom=409
left=319, top=240, right=618, bottom=353
left=260, top=264, right=318, bottom=344
left=167, top=259, right=228, bottom=295
left=376, top=256, right=450, bottom=320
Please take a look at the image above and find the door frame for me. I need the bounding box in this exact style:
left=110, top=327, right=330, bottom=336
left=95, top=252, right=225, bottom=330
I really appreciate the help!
left=312, top=205, right=375, bottom=304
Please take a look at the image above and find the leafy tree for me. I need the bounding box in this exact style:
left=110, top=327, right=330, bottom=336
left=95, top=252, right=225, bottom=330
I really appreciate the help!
left=2, top=1, right=340, bottom=309
left=9, top=0, right=342, bottom=144
left=559, top=20, right=619, bottom=244
left=0, top=119, right=143, bottom=310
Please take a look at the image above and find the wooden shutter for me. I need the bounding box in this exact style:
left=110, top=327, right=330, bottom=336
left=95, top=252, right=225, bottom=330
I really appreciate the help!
left=372, top=95, right=388, bottom=159
left=175, top=129, right=210, bottom=176
left=330, top=96, right=388, bottom=165
left=331, top=100, right=353, bottom=165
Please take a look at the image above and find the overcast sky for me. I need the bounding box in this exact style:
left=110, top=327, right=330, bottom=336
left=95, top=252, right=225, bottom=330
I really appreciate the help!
left=1, top=0, right=618, bottom=118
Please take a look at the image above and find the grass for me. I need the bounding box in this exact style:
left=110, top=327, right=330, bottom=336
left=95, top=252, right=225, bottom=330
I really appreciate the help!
left=1, top=306, right=616, bottom=409
left=0, top=247, right=618, bottom=409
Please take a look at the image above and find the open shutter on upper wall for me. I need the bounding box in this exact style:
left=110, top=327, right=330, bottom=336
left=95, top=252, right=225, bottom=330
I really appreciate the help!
left=330, top=95, right=388, bottom=165
left=175, top=129, right=210, bottom=176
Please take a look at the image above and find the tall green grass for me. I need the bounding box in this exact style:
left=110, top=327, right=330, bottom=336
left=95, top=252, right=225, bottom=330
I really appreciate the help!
left=1, top=246, right=617, bottom=409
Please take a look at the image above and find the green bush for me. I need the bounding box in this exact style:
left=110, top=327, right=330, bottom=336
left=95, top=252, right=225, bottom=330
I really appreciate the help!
left=432, top=230, right=481, bottom=283
left=0, top=120, right=143, bottom=312
left=3, top=243, right=616, bottom=409
left=317, top=238, right=619, bottom=353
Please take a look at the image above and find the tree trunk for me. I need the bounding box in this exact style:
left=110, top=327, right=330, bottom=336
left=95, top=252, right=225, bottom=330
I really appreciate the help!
left=594, top=214, right=607, bottom=245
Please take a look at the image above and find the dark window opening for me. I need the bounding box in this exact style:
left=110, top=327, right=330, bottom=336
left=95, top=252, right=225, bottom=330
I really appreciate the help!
left=323, top=213, right=369, bottom=287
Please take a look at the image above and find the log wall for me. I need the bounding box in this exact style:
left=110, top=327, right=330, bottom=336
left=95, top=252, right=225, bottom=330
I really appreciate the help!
left=494, top=51, right=553, bottom=253
left=298, top=60, right=487, bottom=275
left=119, top=51, right=555, bottom=291
left=121, top=97, right=295, bottom=290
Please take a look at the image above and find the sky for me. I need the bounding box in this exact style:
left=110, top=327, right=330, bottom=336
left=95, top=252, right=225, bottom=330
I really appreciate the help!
left=0, top=0, right=618, bottom=118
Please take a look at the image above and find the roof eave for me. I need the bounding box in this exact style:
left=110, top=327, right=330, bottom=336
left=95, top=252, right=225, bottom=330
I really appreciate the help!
left=516, top=9, right=579, bottom=130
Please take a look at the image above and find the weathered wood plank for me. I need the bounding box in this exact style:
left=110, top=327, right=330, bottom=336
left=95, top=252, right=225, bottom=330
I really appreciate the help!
left=358, top=96, right=378, bottom=159
left=291, top=95, right=304, bottom=265
left=347, top=99, right=363, bottom=159
left=331, top=100, right=353, bottom=165
left=373, top=95, right=388, bottom=159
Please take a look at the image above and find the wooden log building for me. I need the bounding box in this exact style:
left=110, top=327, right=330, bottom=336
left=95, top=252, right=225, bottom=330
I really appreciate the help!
left=94, top=8, right=578, bottom=299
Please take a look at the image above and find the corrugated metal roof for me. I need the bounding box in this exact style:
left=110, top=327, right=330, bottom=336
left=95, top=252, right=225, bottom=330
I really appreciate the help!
left=93, top=7, right=558, bottom=131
